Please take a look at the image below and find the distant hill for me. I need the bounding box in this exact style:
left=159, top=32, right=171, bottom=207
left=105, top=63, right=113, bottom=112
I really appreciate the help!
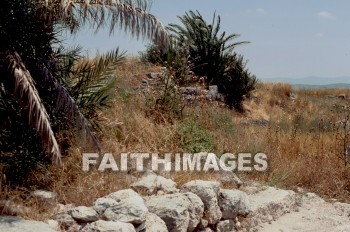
left=293, top=83, right=350, bottom=89
left=263, top=76, right=350, bottom=89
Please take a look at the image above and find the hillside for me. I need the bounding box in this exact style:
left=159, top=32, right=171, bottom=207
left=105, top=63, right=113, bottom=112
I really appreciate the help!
left=101, top=58, right=350, bottom=200
left=1, top=58, right=350, bottom=231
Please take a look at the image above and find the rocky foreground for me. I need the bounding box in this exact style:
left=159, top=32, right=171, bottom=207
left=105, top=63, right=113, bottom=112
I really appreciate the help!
left=1, top=171, right=350, bottom=232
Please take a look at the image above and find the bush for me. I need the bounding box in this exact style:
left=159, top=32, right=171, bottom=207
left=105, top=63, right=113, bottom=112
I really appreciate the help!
left=219, top=54, right=257, bottom=111
left=175, top=119, right=215, bottom=153
left=140, top=44, right=169, bottom=65
left=141, top=42, right=192, bottom=86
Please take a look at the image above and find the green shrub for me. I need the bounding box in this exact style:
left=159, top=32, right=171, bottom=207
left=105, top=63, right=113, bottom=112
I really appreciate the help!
left=219, top=54, right=257, bottom=111
left=175, top=119, right=215, bottom=153
left=141, top=42, right=192, bottom=86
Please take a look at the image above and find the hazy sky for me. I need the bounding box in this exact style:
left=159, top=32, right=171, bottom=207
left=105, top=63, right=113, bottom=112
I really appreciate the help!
left=64, top=0, right=350, bottom=80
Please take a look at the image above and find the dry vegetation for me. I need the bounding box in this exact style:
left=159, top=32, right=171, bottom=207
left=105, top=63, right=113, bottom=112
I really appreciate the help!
left=2, top=57, right=350, bottom=220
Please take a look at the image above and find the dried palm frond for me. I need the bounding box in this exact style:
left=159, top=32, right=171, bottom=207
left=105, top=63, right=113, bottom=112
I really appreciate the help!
left=5, top=51, right=61, bottom=164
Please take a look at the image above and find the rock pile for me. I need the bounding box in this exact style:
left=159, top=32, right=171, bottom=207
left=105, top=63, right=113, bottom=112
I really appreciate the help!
left=48, top=173, right=252, bottom=232
left=4, top=172, right=350, bottom=232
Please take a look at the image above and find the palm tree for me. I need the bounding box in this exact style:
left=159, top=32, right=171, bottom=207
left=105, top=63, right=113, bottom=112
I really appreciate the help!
left=168, top=10, right=247, bottom=85
left=0, top=0, right=169, bottom=164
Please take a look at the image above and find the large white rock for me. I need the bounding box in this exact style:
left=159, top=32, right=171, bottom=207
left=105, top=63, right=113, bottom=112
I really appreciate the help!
left=103, top=189, right=148, bottom=224
left=0, top=216, right=57, bottom=232
left=69, top=206, right=99, bottom=223
left=218, top=189, right=251, bottom=219
left=81, top=220, right=136, bottom=232
left=146, top=192, right=204, bottom=232
left=184, top=192, right=205, bottom=231
left=106, top=189, right=145, bottom=206
left=180, top=180, right=222, bottom=224
left=246, top=187, right=296, bottom=226
left=143, top=213, right=168, bottom=232
left=131, top=173, right=178, bottom=195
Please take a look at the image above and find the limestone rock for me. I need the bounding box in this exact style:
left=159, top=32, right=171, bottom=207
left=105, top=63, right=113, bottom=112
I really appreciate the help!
left=52, top=212, right=77, bottom=230
left=246, top=187, right=296, bottom=227
left=131, top=173, right=178, bottom=195
left=218, top=189, right=251, bottom=219
left=181, top=180, right=222, bottom=224
left=143, top=213, right=168, bottom=232
left=146, top=192, right=204, bottom=232
left=103, top=189, right=148, bottom=224
left=46, top=219, right=59, bottom=231
left=31, top=190, right=57, bottom=202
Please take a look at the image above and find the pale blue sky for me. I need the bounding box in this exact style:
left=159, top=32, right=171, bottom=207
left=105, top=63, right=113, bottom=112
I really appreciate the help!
left=63, top=0, right=350, bottom=80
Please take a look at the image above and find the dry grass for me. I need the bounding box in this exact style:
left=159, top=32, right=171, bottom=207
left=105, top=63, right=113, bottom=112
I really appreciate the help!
left=241, top=82, right=350, bottom=200
left=2, top=58, right=350, bottom=221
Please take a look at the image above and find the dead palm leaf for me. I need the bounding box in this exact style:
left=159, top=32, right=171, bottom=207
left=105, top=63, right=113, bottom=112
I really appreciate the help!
left=5, top=51, right=61, bottom=164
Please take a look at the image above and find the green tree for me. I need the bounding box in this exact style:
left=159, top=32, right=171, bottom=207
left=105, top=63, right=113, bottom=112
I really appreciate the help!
left=168, top=10, right=247, bottom=86
left=0, top=0, right=169, bottom=164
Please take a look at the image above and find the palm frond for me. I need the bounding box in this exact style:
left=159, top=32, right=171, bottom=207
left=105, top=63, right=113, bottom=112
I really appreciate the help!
left=52, top=47, right=125, bottom=135
left=59, top=0, right=170, bottom=48
left=66, top=48, right=125, bottom=129
left=38, top=61, right=102, bottom=151
left=5, top=51, right=61, bottom=164
left=61, top=48, right=125, bottom=106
